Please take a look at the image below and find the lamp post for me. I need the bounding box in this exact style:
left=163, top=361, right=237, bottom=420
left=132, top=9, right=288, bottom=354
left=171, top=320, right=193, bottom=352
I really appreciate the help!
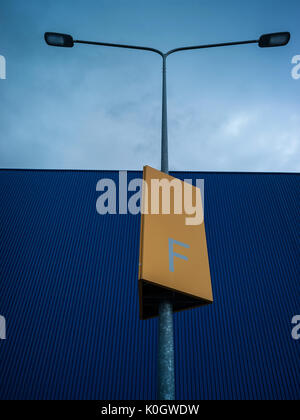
left=44, top=30, right=290, bottom=400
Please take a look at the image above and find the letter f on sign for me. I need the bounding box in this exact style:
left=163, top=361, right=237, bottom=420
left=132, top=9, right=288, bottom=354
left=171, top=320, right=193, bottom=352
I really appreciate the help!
left=168, top=238, right=190, bottom=272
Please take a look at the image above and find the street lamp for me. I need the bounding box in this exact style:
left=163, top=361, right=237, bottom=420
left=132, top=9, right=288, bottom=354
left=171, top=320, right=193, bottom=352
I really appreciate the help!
left=258, top=32, right=290, bottom=48
left=44, top=30, right=290, bottom=400
left=44, top=30, right=290, bottom=174
left=44, top=32, right=74, bottom=48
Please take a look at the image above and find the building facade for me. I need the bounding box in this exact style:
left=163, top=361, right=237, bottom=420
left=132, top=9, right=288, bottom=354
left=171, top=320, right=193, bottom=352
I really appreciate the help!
left=0, top=169, right=298, bottom=399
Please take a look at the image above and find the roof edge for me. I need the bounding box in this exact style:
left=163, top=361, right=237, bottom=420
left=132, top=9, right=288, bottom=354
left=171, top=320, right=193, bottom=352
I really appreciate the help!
left=0, top=168, right=299, bottom=175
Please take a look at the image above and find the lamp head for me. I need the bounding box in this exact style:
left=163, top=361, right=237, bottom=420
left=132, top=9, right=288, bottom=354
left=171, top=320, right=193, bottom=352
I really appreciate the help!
left=44, top=32, right=74, bottom=48
left=259, top=32, right=290, bottom=48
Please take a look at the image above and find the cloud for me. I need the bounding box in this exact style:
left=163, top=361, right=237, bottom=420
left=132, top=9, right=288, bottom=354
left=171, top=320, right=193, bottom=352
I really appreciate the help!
left=222, top=112, right=257, bottom=137
left=169, top=102, right=300, bottom=172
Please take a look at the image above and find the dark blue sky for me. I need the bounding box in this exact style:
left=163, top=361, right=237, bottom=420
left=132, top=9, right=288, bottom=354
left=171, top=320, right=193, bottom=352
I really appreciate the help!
left=0, top=0, right=299, bottom=171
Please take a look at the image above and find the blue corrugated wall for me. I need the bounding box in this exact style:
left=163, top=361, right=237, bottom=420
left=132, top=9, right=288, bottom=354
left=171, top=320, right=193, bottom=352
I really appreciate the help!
left=0, top=169, right=299, bottom=400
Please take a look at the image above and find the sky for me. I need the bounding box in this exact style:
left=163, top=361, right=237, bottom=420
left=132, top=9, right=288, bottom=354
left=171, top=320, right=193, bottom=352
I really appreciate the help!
left=0, top=0, right=299, bottom=171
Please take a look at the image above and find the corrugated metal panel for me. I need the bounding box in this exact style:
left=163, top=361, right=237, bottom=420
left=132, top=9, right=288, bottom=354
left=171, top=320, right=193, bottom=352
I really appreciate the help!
left=0, top=169, right=299, bottom=400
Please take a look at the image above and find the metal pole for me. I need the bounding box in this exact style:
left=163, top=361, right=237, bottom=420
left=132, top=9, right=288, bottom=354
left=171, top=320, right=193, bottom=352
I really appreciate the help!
left=158, top=301, right=175, bottom=400
left=157, top=54, right=175, bottom=401
left=161, top=55, right=168, bottom=174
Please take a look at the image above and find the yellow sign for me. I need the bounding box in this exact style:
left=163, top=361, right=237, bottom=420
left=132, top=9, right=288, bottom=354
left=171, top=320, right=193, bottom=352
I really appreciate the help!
left=139, top=166, right=213, bottom=319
